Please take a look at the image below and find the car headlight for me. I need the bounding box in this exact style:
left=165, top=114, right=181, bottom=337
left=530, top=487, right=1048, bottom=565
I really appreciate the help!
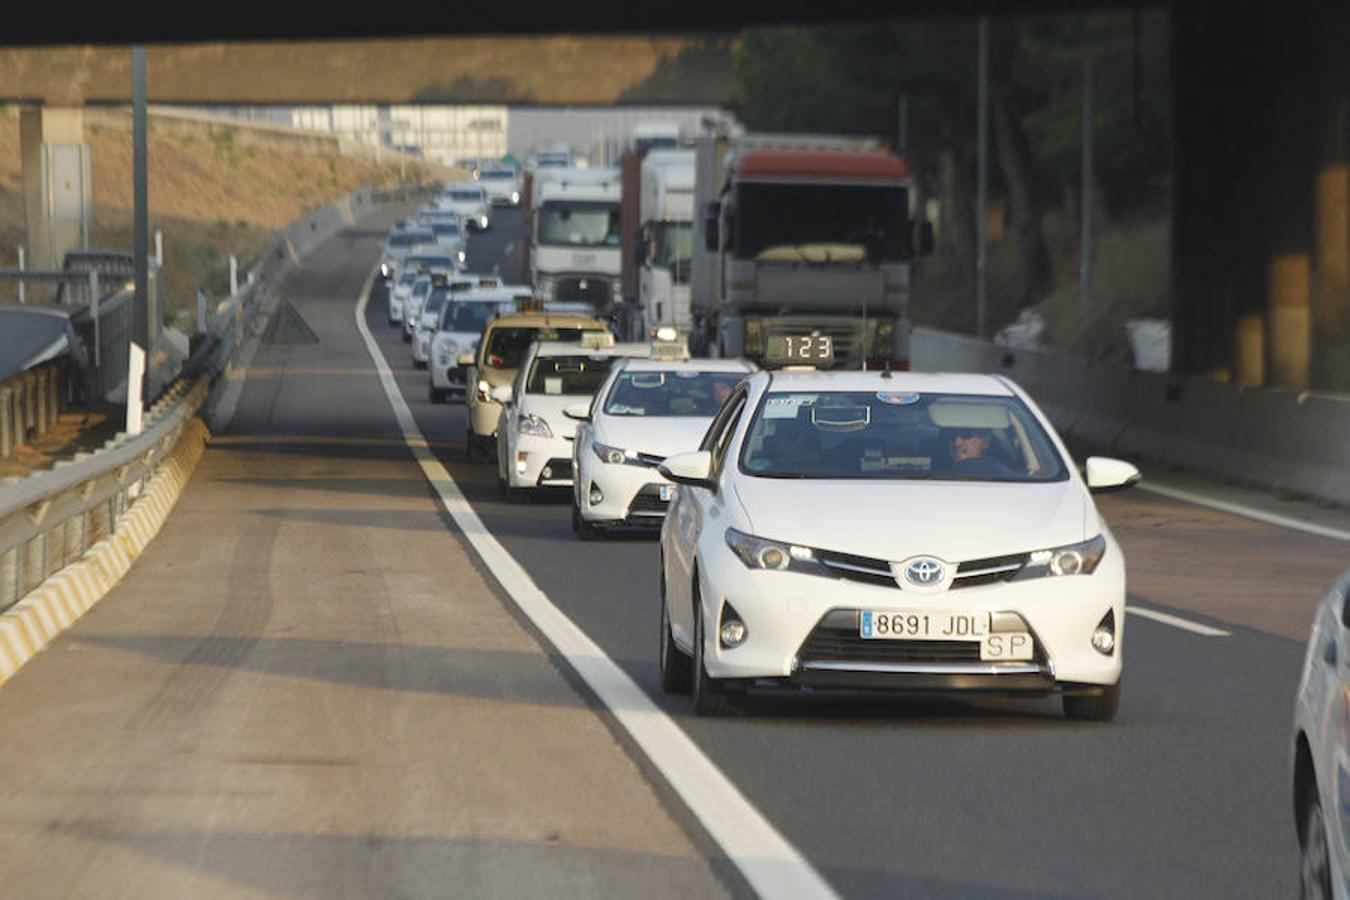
left=457, top=250, right=466, bottom=264
left=516, top=414, right=553, bottom=437
left=380, top=262, right=392, bottom=277
left=592, top=441, right=642, bottom=466
left=724, top=528, right=832, bottom=576
left=479, top=215, right=489, bottom=229
left=476, top=379, right=491, bottom=403
left=1012, top=534, right=1107, bottom=580
left=511, top=191, right=520, bottom=204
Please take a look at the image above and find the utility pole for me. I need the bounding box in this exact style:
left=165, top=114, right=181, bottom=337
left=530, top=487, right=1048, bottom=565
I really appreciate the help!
left=132, top=46, right=150, bottom=352
left=975, top=17, right=989, bottom=340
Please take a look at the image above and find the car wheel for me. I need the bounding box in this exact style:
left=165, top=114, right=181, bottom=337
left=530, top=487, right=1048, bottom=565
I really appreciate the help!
left=1063, top=681, right=1120, bottom=722
left=465, top=429, right=480, bottom=463
left=1302, top=783, right=1333, bottom=900
left=429, top=386, right=445, bottom=404
left=659, top=569, right=692, bottom=694
left=402, top=331, right=412, bottom=343
left=692, top=582, right=737, bottom=717
left=571, top=503, right=601, bottom=540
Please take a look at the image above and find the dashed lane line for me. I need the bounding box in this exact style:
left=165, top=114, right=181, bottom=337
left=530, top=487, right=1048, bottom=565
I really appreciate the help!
left=1126, top=606, right=1231, bottom=637
left=1139, top=481, right=1350, bottom=544
left=354, top=271, right=838, bottom=900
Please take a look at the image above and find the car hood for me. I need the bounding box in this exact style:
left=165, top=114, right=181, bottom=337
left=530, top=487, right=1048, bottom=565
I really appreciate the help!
left=731, top=477, right=1090, bottom=564
left=519, top=394, right=587, bottom=438
left=595, top=416, right=712, bottom=460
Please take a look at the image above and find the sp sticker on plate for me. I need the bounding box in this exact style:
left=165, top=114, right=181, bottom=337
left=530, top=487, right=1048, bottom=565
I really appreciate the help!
left=876, top=391, right=921, bottom=405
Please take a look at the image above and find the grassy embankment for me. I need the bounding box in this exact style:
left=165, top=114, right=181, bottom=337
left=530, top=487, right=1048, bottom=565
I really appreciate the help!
left=0, top=106, right=453, bottom=327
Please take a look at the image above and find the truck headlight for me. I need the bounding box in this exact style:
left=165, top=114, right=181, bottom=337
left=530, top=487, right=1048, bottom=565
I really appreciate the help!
left=1013, top=535, right=1107, bottom=580
left=516, top=414, right=553, bottom=437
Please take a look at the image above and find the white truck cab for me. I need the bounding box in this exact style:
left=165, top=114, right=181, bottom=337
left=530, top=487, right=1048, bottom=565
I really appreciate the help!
left=637, top=149, right=696, bottom=340
left=530, top=167, right=622, bottom=314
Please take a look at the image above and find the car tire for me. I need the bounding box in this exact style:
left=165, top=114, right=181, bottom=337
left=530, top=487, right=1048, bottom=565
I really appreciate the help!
left=692, top=583, right=738, bottom=717
left=413, top=358, right=427, bottom=370
left=571, top=503, right=601, bottom=541
left=1301, top=783, right=1333, bottom=900
left=429, top=386, right=446, bottom=404
left=465, top=429, right=480, bottom=463
left=659, top=569, right=693, bottom=694
left=1063, top=681, right=1120, bottom=722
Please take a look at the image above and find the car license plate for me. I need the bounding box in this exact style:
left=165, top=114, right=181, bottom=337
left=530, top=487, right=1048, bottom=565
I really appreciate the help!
left=979, top=632, right=1035, bottom=661
left=860, top=610, right=989, bottom=640
left=659, top=485, right=674, bottom=502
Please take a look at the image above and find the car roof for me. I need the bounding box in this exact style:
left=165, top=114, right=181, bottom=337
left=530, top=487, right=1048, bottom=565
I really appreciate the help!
left=531, top=340, right=654, bottom=359
left=761, top=370, right=1014, bottom=396
left=486, top=312, right=609, bottom=329
left=618, top=358, right=756, bottom=373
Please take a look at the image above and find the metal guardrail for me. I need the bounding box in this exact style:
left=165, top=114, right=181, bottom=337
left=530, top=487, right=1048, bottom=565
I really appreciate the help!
left=0, top=360, right=70, bottom=459
left=0, top=182, right=432, bottom=612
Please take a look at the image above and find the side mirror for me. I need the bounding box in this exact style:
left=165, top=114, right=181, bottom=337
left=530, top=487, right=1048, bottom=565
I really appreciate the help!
left=658, top=450, right=715, bottom=489
left=703, top=201, right=721, bottom=252
left=490, top=384, right=513, bottom=404
left=457, top=352, right=476, bottom=366
left=1085, top=457, right=1141, bottom=494
left=914, top=220, right=935, bottom=257
left=563, top=402, right=591, bottom=421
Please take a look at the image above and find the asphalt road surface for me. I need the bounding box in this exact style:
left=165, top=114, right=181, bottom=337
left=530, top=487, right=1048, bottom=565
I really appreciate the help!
left=1, top=209, right=1344, bottom=898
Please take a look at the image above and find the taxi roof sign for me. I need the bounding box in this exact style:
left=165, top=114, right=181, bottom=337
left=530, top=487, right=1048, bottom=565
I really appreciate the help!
left=648, top=341, right=690, bottom=361
left=579, top=331, right=617, bottom=349
left=514, top=295, right=545, bottom=313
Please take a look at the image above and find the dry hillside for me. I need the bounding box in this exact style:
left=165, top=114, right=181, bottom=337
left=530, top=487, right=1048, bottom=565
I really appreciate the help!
left=0, top=106, right=457, bottom=324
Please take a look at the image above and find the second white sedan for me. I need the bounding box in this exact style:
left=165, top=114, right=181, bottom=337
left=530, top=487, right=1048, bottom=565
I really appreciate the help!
left=657, top=370, right=1140, bottom=718
left=568, top=358, right=755, bottom=539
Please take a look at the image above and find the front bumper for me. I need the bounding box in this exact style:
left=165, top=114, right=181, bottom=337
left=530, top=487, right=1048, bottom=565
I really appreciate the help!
left=576, top=454, right=672, bottom=525
left=413, top=330, right=432, bottom=363
left=505, top=432, right=575, bottom=488
left=695, top=540, right=1125, bottom=691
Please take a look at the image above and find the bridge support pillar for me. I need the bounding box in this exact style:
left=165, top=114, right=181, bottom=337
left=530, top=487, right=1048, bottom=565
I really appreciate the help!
left=20, top=106, right=91, bottom=276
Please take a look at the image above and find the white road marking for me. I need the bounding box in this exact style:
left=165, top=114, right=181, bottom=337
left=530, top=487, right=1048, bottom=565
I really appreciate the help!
left=1139, top=482, right=1350, bottom=543
left=354, top=275, right=838, bottom=900
left=1126, top=605, right=1231, bottom=637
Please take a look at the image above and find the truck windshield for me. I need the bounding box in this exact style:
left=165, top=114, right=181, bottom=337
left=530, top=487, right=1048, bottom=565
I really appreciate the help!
left=538, top=201, right=621, bottom=247
left=651, top=222, right=693, bottom=283
left=734, top=183, right=909, bottom=262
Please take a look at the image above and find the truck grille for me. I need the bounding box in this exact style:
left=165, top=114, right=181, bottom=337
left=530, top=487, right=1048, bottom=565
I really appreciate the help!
left=556, top=276, right=611, bottom=306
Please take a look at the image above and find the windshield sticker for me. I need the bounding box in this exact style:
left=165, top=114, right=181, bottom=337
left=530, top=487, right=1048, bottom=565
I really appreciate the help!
left=544, top=377, right=563, bottom=395
left=877, top=391, right=921, bottom=405
left=764, top=395, right=815, bottom=419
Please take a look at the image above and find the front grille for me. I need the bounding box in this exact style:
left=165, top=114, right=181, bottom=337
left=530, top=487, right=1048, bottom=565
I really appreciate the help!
left=538, top=458, right=573, bottom=483
left=796, top=609, right=1047, bottom=667
left=815, top=549, right=1028, bottom=590
left=446, top=365, right=468, bottom=386
left=556, top=276, right=611, bottom=306
left=627, top=483, right=672, bottom=517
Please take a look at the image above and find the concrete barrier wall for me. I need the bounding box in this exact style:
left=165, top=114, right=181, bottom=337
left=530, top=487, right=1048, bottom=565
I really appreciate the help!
left=912, top=326, right=1350, bottom=507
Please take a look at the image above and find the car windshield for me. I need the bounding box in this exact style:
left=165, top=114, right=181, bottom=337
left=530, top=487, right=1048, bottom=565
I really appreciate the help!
left=483, top=327, right=599, bottom=369
left=430, top=223, right=460, bottom=235
left=526, top=355, right=617, bottom=396
left=439, top=299, right=515, bottom=333
left=403, top=255, right=454, bottom=270
left=604, top=371, right=746, bottom=417
left=448, top=190, right=483, bottom=201
left=397, top=271, right=418, bottom=287
left=389, top=231, right=433, bottom=247
left=538, top=201, right=620, bottom=247
left=480, top=171, right=514, bottom=180
left=412, top=281, right=431, bottom=297
left=739, top=391, right=1068, bottom=482
left=422, top=289, right=450, bottom=316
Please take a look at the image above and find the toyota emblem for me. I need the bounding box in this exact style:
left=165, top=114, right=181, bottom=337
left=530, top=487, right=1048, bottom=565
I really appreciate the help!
left=904, top=558, right=946, bottom=587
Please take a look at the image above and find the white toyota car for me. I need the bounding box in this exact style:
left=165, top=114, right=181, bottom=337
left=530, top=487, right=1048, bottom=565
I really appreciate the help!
left=1291, top=568, right=1350, bottom=898
left=569, top=357, right=755, bottom=539
left=491, top=337, right=656, bottom=502
left=387, top=269, right=419, bottom=324
left=428, top=286, right=532, bottom=403
left=656, top=369, right=1140, bottom=719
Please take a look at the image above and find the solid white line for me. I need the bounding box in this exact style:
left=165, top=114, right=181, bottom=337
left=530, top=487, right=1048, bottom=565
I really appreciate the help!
left=1126, top=605, right=1231, bottom=637
left=354, top=274, right=838, bottom=900
left=1139, top=482, right=1350, bottom=544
